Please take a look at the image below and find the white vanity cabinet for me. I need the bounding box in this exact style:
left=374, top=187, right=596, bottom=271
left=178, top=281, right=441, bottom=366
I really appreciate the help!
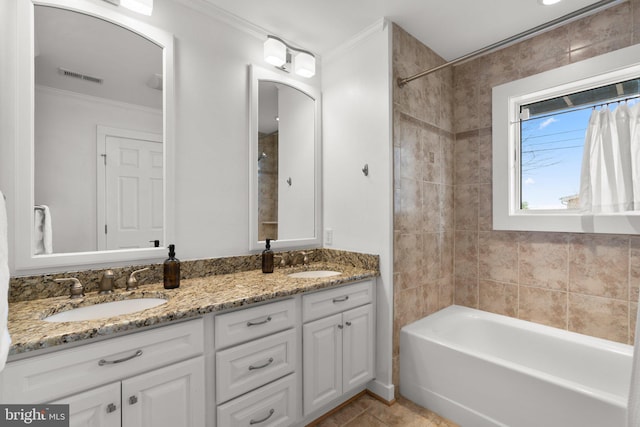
left=214, top=298, right=299, bottom=426
left=53, top=357, right=204, bottom=427
left=1, top=318, right=205, bottom=427
left=302, top=281, right=375, bottom=416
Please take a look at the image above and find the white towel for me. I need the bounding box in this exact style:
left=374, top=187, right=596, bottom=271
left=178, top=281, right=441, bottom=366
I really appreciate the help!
left=34, top=205, right=52, bottom=254
left=0, top=191, right=11, bottom=372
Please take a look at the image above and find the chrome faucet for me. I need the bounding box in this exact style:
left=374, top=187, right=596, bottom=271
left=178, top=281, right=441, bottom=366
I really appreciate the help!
left=127, top=268, right=149, bottom=291
left=54, top=278, right=84, bottom=299
left=99, top=269, right=115, bottom=294
left=300, top=250, right=315, bottom=265
left=277, top=253, right=290, bottom=267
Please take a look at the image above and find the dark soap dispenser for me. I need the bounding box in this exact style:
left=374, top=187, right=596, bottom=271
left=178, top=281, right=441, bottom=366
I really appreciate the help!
left=164, top=244, right=180, bottom=289
left=262, top=239, right=274, bottom=273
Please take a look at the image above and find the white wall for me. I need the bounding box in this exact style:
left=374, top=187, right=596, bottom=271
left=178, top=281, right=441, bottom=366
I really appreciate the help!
left=34, top=86, right=162, bottom=253
left=321, top=20, right=394, bottom=400
left=1, top=0, right=321, bottom=272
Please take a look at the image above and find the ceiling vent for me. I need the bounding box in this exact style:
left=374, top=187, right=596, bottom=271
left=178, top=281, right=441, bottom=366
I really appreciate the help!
left=58, top=67, right=103, bottom=84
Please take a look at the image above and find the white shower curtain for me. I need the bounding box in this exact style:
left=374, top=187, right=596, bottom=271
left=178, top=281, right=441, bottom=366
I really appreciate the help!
left=579, top=103, right=638, bottom=213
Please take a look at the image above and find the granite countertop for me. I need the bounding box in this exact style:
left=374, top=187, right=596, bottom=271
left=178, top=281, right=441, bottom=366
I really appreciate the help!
left=7, top=262, right=378, bottom=356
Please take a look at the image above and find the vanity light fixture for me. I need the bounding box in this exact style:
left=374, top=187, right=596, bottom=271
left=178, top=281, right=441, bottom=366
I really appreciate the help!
left=101, top=0, right=153, bottom=16
left=263, top=35, right=316, bottom=78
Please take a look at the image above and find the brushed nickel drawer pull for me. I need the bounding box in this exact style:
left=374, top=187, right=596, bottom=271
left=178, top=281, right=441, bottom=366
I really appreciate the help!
left=98, top=350, right=143, bottom=366
left=106, top=403, right=117, bottom=413
left=247, top=316, right=272, bottom=326
left=332, top=296, right=349, bottom=303
left=248, top=357, right=274, bottom=370
left=250, top=408, right=274, bottom=425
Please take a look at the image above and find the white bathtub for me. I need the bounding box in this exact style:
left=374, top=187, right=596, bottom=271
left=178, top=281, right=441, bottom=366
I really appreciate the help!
left=399, top=305, right=632, bottom=427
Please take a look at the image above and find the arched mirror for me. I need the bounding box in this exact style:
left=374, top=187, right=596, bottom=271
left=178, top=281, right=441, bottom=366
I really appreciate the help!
left=15, top=0, right=174, bottom=273
left=249, top=65, right=321, bottom=251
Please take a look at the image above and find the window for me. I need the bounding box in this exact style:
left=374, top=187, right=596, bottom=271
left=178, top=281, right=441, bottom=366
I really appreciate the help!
left=492, top=43, right=640, bottom=234
left=520, top=78, right=640, bottom=211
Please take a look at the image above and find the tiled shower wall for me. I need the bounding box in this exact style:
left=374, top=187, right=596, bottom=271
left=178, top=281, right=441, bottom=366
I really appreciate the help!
left=392, top=24, right=455, bottom=391
left=393, top=0, right=640, bottom=395
left=452, top=0, right=640, bottom=345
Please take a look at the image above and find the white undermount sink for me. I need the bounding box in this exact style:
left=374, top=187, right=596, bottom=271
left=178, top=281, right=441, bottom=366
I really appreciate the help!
left=43, top=298, right=168, bottom=323
left=287, top=270, right=341, bottom=279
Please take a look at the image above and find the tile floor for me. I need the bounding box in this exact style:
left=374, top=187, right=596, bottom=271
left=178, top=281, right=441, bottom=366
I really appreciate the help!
left=310, top=392, right=459, bottom=427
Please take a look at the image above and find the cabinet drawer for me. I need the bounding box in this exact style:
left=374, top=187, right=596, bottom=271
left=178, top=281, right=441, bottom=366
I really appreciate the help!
left=215, top=298, right=295, bottom=349
left=1, top=318, right=204, bottom=403
left=302, top=280, right=373, bottom=322
left=217, top=374, right=297, bottom=427
left=216, top=328, right=296, bottom=404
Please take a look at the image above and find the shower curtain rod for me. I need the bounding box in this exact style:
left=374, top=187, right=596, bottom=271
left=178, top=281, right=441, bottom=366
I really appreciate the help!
left=396, top=0, right=624, bottom=88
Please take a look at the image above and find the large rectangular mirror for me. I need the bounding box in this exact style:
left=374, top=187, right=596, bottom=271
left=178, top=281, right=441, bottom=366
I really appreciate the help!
left=15, top=0, right=175, bottom=272
left=249, top=65, right=321, bottom=251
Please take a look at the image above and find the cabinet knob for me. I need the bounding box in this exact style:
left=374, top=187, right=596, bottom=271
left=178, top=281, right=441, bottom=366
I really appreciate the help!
left=129, top=395, right=138, bottom=405
left=346, top=321, right=352, bottom=326
left=337, top=324, right=343, bottom=329
left=106, top=403, right=117, bottom=413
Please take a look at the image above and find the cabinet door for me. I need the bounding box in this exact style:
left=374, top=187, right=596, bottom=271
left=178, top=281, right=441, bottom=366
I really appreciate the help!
left=343, top=304, right=374, bottom=393
left=122, top=357, right=205, bottom=427
left=52, top=383, right=120, bottom=427
left=303, top=313, right=343, bottom=416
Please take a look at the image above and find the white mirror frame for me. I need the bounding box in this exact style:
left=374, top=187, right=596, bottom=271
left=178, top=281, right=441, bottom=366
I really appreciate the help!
left=492, top=43, right=640, bottom=235
left=248, top=65, right=322, bottom=251
left=15, top=0, right=175, bottom=273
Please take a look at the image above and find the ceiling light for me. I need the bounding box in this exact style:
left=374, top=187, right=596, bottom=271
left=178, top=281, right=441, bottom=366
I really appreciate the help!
left=539, top=0, right=562, bottom=5
left=294, top=51, right=316, bottom=78
left=263, top=35, right=316, bottom=78
left=119, top=0, right=153, bottom=15
left=264, top=37, right=287, bottom=67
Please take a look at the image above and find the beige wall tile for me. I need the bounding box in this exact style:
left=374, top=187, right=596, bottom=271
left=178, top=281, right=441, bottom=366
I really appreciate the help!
left=454, top=231, right=477, bottom=278
left=634, top=0, right=640, bottom=44
left=423, top=182, right=441, bottom=232
left=454, top=136, right=478, bottom=185
left=569, top=235, right=629, bottom=299
left=479, top=279, right=517, bottom=317
left=440, top=184, right=455, bottom=232
left=568, top=293, right=628, bottom=343
left=478, top=184, right=492, bottom=232
left=454, top=278, right=478, bottom=308
left=519, top=286, right=567, bottom=329
left=397, top=120, right=422, bottom=181
left=569, top=2, right=632, bottom=53
left=423, top=232, right=441, bottom=281
left=423, top=128, right=442, bottom=184
left=519, top=232, right=569, bottom=291
left=395, top=178, right=422, bottom=233
left=518, top=26, right=571, bottom=77
left=439, top=277, right=455, bottom=310
left=477, top=133, right=492, bottom=185
left=478, top=231, right=519, bottom=284
left=454, top=184, right=478, bottom=231
left=393, top=233, right=424, bottom=292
